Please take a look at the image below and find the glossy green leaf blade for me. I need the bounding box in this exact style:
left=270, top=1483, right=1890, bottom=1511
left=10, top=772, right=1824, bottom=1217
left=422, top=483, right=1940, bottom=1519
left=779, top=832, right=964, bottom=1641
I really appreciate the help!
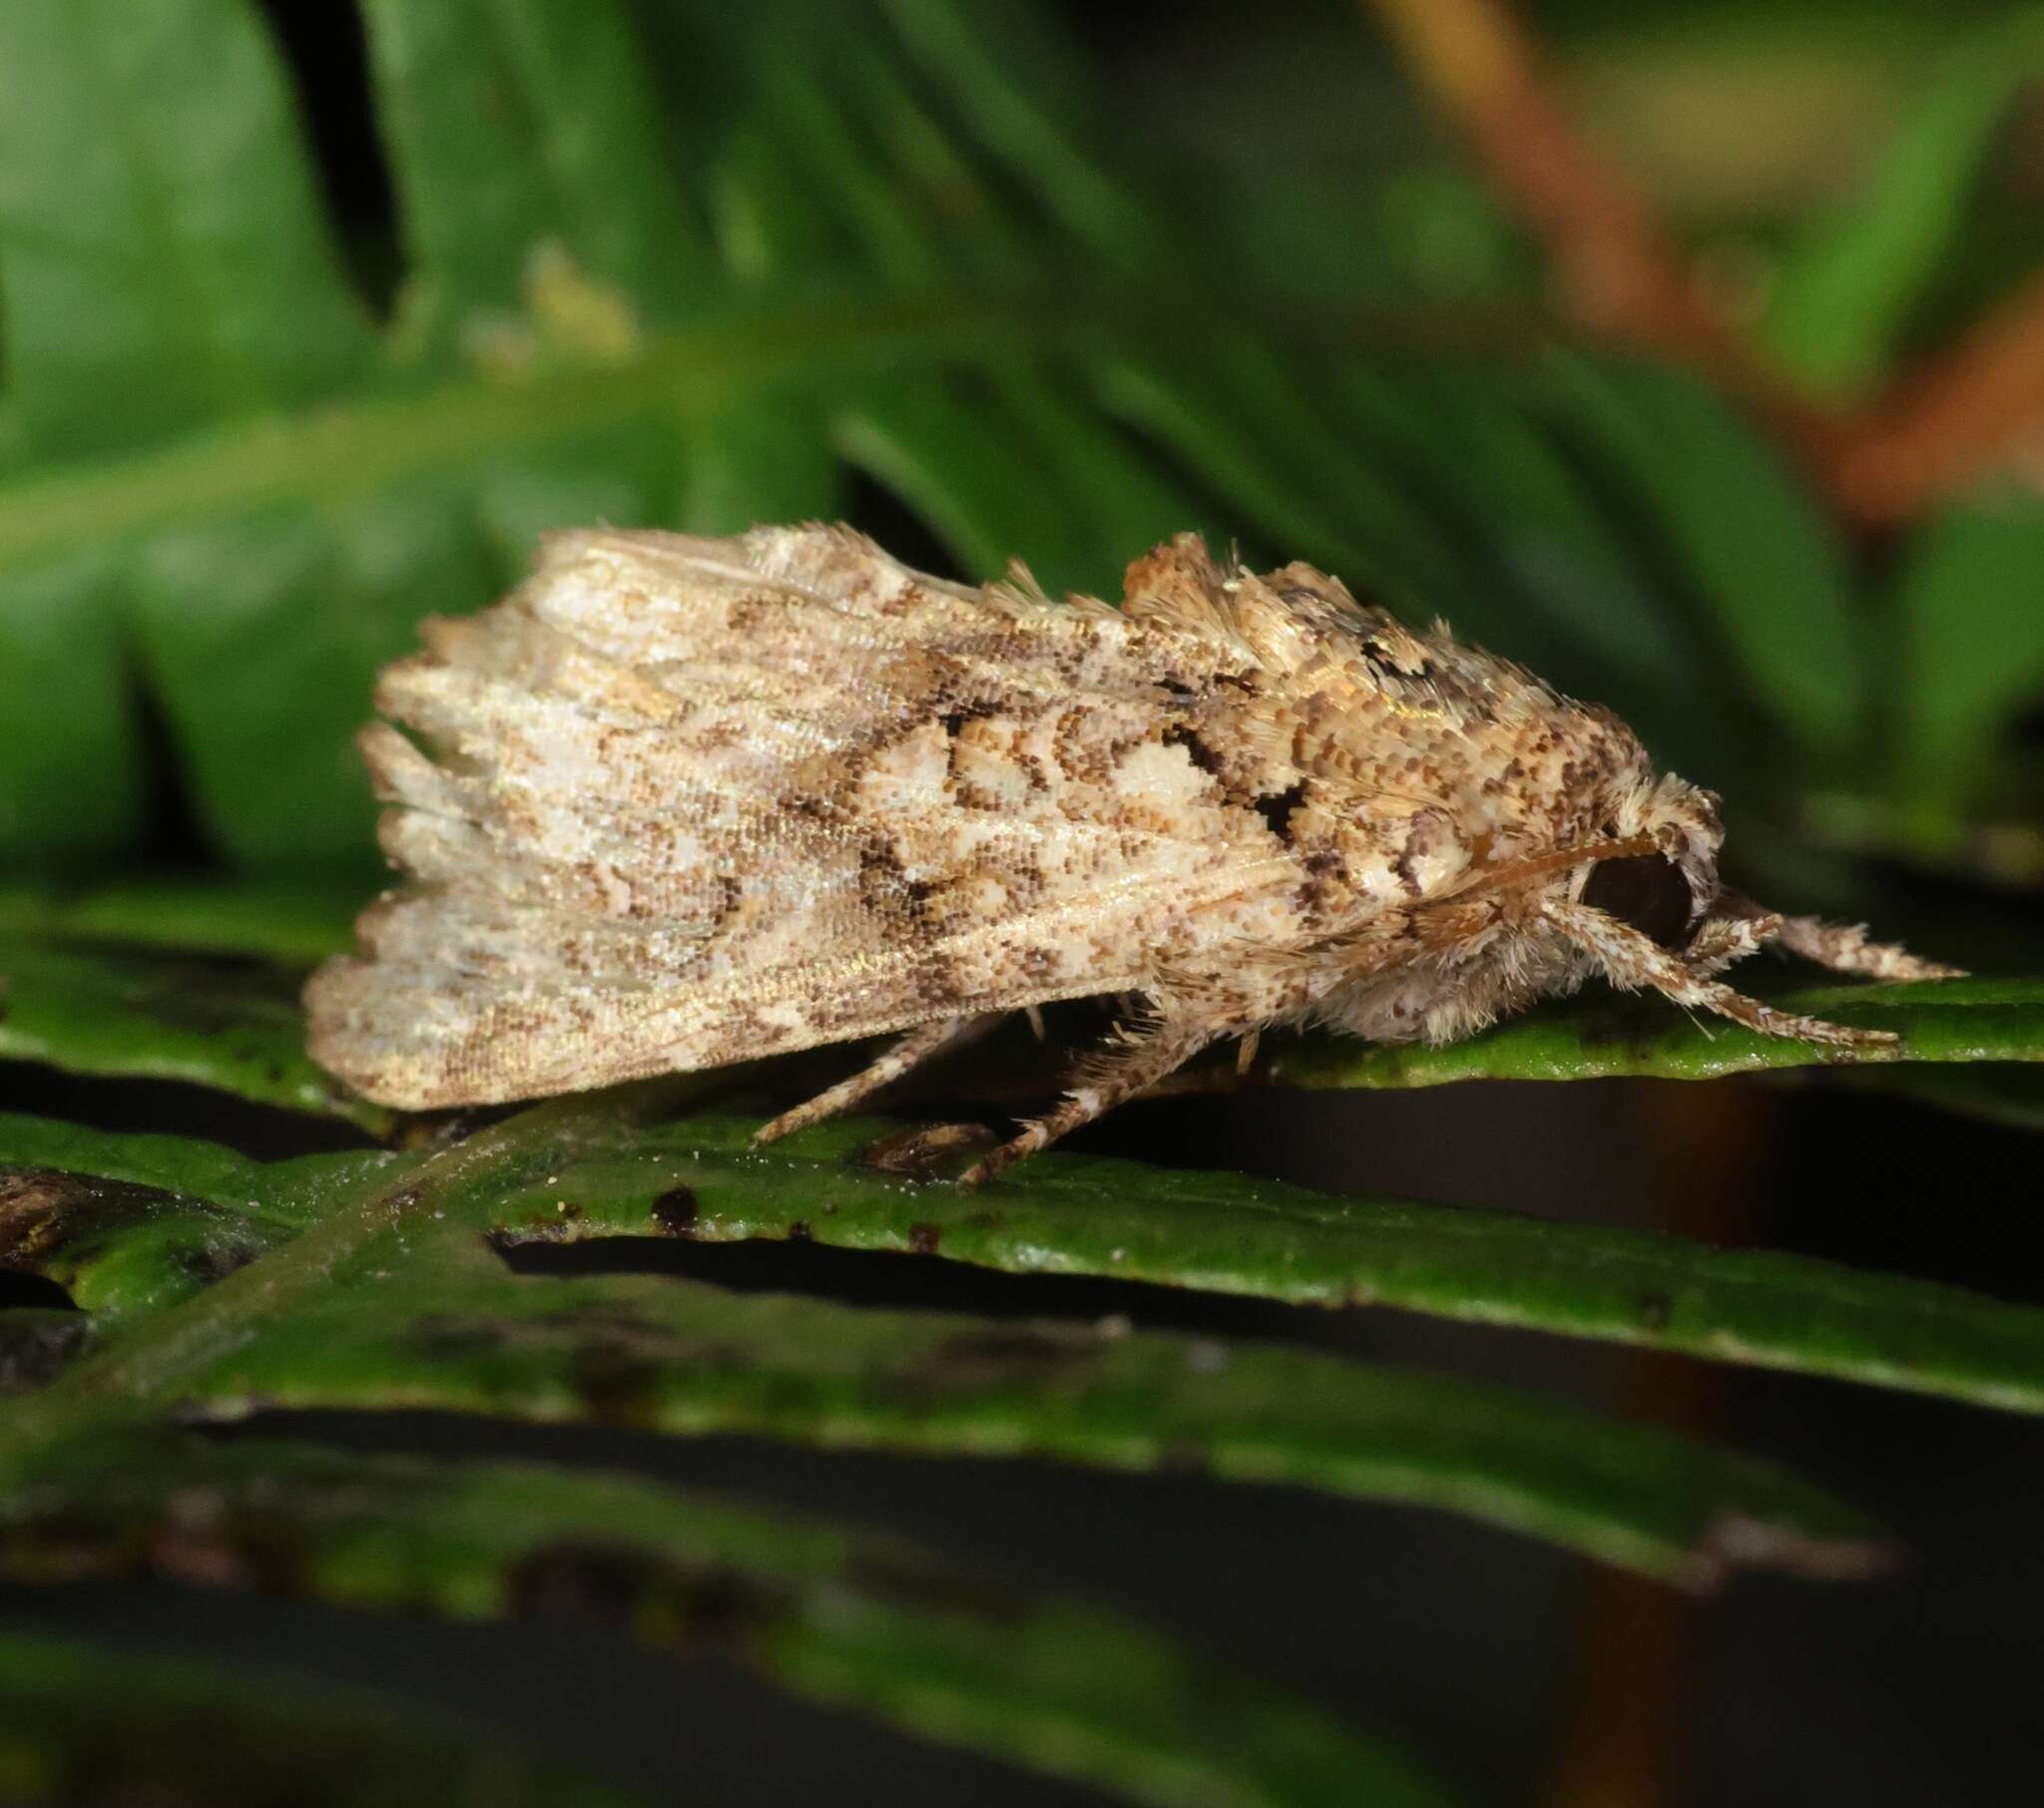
left=0, top=0, right=370, bottom=459
left=181, top=1249, right=1887, bottom=1588
left=0, top=1623, right=647, bottom=1808
left=488, top=1108, right=2044, bottom=1417
left=9, top=1066, right=1865, bottom=1596
left=0, top=938, right=386, bottom=1131
left=5, top=1437, right=1458, bottom=1808
left=0, top=1111, right=407, bottom=1318
left=1274, top=978, right=2044, bottom=1086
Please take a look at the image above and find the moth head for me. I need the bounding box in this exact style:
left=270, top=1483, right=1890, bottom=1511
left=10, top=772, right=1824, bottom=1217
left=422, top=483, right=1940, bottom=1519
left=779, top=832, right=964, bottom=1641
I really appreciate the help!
left=1570, top=772, right=1723, bottom=954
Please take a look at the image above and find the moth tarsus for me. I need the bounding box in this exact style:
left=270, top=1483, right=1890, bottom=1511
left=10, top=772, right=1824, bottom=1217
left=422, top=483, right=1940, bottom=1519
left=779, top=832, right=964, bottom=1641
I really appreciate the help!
left=304, top=523, right=1960, bottom=1181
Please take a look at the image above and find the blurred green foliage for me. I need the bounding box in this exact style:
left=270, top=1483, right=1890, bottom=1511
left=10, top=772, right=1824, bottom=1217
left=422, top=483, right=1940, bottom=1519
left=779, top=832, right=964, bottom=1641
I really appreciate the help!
left=1, top=3, right=2042, bottom=1802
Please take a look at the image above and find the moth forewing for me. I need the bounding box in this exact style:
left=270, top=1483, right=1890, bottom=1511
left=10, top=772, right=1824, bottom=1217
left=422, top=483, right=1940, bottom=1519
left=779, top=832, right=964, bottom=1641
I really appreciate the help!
left=304, top=523, right=1956, bottom=1175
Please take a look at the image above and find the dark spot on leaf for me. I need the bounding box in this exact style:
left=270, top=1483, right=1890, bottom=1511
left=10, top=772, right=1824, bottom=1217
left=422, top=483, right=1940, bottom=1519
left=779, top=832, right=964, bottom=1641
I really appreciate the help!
left=1253, top=780, right=1306, bottom=841
left=1156, top=1439, right=1209, bottom=1475
left=1638, top=1292, right=1674, bottom=1332
left=908, top=1222, right=942, bottom=1255
left=843, top=1552, right=1027, bottom=1623
left=147, top=1498, right=310, bottom=1595
left=861, top=1122, right=995, bottom=1181
left=650, top=1184, right=700, bottom=1235
left=0, top=1164, right=260, bottom=1284
left=509, top=1545, right=775, bottom=1644
left=508, top=1542, right=654, bottom=1626
left=569, top=1331, right=665, bottom=1429
left=0, top=1312, right=89, bottom=1392
left=785, top=1220, right=813, bottom=1242
left=898, top=1325, right=1101, bottom=1395
left=177, top=1242, right=259, bottom=1287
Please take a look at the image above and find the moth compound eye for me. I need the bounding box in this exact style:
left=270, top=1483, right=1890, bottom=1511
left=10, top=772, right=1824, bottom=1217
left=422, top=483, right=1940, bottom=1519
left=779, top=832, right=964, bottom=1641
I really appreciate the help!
left=1581, top=854, right=1696, bottom=950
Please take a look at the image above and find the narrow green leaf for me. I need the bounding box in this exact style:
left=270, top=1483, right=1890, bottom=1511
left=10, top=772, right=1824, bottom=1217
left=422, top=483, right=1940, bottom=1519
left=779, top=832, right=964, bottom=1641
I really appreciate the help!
left=682, top=387, right=843, bottom=534
left=13, top=1086, right=2042, bottom=1414
left=1762, top=8, right=2044, bottom=399
left=881, top=0, right=1173, bottom=269
left=6, top=1438, right=1459, bottom=1808
left=1276, top=977, right=2044, bottom=1086
left=0, top=1111, right=407, bottom=1318
left=1093, top=342, right=1458, bottom=607
left=0, top=1623, right=647, bottom=1808
left=182, top=1249, right=1887, bottom=1587
left=1890, top=499, right=2044, bottom=844
left=0, top=1093, right=1889, bottom=1583
left=0, top=939, right=386, bottom=1131
left=126, top=493, right=499, bottom=866
left=0, top=873, right=360, bottom=965
left=362, top=0, right=706, bottom=341
left=0, top=547, right=140, bottom=861
left=0, top=0, right=369, bottom=458
left=835, top=370, right=1111, bottom=593
left=490, top=1108, right=2044, bottom=1417
left=1538, top=355, right=1867, bottom=757
left=1328, top=363, right=1703, bottom=705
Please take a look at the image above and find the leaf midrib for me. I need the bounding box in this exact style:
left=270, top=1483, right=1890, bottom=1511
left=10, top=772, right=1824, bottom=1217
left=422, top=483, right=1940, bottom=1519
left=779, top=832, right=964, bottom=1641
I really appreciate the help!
left=0, top=287, right=1105, bottom=572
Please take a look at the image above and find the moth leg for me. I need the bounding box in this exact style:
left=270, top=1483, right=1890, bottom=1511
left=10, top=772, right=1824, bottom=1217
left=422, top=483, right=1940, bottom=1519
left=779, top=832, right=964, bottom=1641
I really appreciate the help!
left=1542, top=896, right=1897, bottom=1050
left=958, top=1020, right=1218, bottom=1187
left=1719, top=892, right=1965, bottom=982
left=753, top=1014, right=1001, bottom=1146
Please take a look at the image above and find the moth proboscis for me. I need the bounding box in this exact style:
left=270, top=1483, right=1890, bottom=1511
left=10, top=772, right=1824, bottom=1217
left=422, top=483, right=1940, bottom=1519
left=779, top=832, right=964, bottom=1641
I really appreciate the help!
left=304, top=524, right=1959, bottom=1183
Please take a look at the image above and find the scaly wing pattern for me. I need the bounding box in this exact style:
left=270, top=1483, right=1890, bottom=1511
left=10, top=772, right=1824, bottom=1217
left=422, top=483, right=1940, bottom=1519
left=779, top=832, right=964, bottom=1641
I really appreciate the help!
left=305, top=526, right=1297, bottom=1108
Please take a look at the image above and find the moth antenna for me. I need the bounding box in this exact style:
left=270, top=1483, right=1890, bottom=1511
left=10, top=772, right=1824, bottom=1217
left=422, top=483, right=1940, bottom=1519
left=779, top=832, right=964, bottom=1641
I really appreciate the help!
left=1718, top=892, right=1965, bottom=982
left=1542, top=896, right=1897, bottom=1051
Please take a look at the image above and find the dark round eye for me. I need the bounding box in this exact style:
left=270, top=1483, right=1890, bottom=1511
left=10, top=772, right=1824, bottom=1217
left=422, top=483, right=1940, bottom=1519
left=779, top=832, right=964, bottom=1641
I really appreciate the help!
left=1581, top=855, right=1696, bottom=949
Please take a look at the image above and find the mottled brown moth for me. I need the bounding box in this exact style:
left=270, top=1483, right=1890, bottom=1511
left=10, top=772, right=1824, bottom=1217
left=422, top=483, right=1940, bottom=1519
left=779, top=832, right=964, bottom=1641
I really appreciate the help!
left=305, top=525, right=1957, bottom=1182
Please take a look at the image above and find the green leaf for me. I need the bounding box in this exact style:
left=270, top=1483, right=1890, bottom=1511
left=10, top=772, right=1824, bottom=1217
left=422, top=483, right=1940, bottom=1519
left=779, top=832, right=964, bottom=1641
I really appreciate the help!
left=0, top=1111, right=404, bottom=1318
left=13, top=1071, right=2043, bottom=1412
left=362, top=0, right=708, bottom=342
left=0, top=937, right=388, bottom=1130
left=0, top=1623, right=650, bottom=1808
left=0, top=1102, right=1892, bottom=1584
left=1274, top=977, right=2044, bottom=1086
left=1889, top=499, right=2044, bottom=847
left=0, top=872, right=358, bottom=963
left=1762, top=8, right=2044, bottom=399
left=503, top=1109, right=2044, bottom=1417
left=4, top=1437, right=1459, bottom=1808
left=0, top=0, right=1896, bottom=875
left=1536, top=355, right=1867, bottom=759
left=184, top=1253, right=1888, bottom=1587
left=0, top=0, right=370, bottom=460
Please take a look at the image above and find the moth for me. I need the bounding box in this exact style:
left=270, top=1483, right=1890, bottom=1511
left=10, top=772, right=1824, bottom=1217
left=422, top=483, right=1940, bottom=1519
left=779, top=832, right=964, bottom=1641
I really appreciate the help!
left=305, top=524, right=1957, bottom=1183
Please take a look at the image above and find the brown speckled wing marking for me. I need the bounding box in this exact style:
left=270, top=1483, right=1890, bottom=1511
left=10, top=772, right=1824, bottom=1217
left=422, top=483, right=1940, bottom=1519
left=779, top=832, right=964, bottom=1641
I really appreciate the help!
left=304, top=526, right=1297, bottom=1109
